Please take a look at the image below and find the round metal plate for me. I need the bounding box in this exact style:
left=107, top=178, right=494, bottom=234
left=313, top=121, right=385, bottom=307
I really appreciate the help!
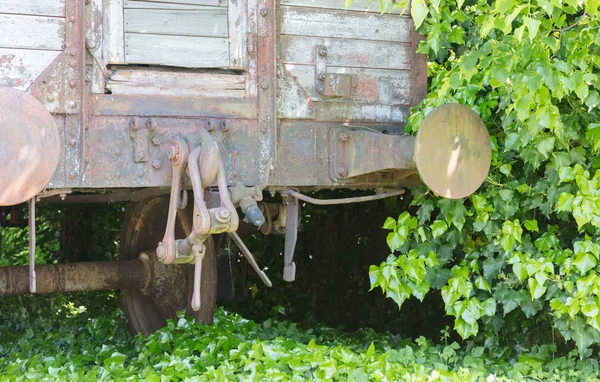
left=415, top=104, right=491, bottom=199
left=0, top=87, right=60, bottom=206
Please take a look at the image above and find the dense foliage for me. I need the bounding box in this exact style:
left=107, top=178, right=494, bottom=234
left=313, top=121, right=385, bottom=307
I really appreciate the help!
left=370, top=0, right=600, bottom=356
left=2, top=293, right=600, bottom=381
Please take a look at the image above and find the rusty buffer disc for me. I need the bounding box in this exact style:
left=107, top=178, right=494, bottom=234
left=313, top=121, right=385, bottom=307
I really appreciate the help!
left=414, top=103, right=491, bottom=199
left=0, top=87, right=60, bottom=206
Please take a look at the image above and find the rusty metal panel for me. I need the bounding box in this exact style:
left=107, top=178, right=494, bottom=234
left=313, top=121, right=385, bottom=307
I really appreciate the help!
left=88, top=117, right=262, bottom=188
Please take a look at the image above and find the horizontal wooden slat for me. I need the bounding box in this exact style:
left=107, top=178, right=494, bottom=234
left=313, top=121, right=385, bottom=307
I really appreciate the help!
left=124, top=0, right=220, bottom=9
left=280, top=6, right=411, bottom=42
left=107, top=69, right=246, bottom=97
left=91, top=94, right=257, bottom=119
left=316, top=103, right=409, bottom=123
left=285, top=64, right=411, bottom=104
left=126, top=0, right=223, bottom=6
left=0, top=14, right=64, bottom=51
left=0, top=0, right=65, bottom=17
left=125, top=33, right=229, bottom=67
left=0, top=48, right=60, bottom=89
left=280, top=35, right=410, bottom=70
left=124, top=7, right=228, bottom=37
left=281, top=0, right=407, bottom=13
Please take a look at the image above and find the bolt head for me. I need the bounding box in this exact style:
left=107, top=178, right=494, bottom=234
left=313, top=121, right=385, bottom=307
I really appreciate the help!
left=216, top=208, right=232, bottom=223
left=259, top=7, right=268, bottom=16
left=318, top=47, right=327, bottom=56
left=337, top=166, right=348, bottom=177
left=338, top=132, right=349, bottom=142
left=152, top=159, right=162, bottom=169
left=318, top=72, right=325, bottom=80
left=151, top=136, right=161, bottom=146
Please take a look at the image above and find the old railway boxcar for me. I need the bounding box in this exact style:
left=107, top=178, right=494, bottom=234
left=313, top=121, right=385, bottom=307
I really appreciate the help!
left=0, top=0, right=491, bottom=333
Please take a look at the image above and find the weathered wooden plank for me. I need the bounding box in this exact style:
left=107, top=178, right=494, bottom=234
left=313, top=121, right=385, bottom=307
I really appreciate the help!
left=280, top=6, right=411, bottom=42
left=245, top=0, right=258, bottom=96
left=0, top=0, right=65, bottom=17
left=0, top=14, right=64, bottom=51
left=125, top=33, right=229, bottom=67
left=124, top=0, right=223, bottom=8
left=89, top=0, right=105, bottom=93
left=104, top=0, right=125, bottom=64
left=124, top=7, right=228, bottom=37
left=91, top=94, right=256, bottom=119
left=126, top=0, right=223, bottom=6
left=316, top=103, right=409, bottom=123
left=107, top=69, right=246, bottom=97
left=280, top=35, right=410, bottom=70
left=281, top=0, right=407, bottom=13
left=0, top=48, right=60, bottom=89
left=228, top=0, right=247, bottom=69
left=285, top=64, right=411, bottom=104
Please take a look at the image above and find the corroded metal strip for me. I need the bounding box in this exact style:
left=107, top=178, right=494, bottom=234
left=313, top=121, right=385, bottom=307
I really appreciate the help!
left=410, top=21, right=428, bottom=107
left=256, top=0, right=277, bottom=185
left=91, top=94, right=258, bottom=119
left=0, top=260, right=149, bottom=296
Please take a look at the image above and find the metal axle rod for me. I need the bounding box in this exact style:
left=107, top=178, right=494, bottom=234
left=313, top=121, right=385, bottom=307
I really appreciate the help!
left=0, top=259, right=149, bottom=296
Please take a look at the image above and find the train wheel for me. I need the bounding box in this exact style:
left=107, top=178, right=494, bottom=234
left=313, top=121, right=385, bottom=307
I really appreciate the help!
left=120, top=195, right=217, bottom=335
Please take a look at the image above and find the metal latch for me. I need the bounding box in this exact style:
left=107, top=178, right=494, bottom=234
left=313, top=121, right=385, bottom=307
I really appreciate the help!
left=315, top=45, right=354, bottom=98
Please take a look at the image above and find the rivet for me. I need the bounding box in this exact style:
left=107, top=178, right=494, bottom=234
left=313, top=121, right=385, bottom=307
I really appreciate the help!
left=318, top=72, right=325, bottom=80
left=46, top=94, right=55, bottom=102
left=137, top=169, right=145, bottom=178
left=259, top=7, right=268, bottom=16
left=70, top=50, right=76, bottom=57
left=68, top=101, right=76, bottom=109
left=69, top=15, right=75, bottom=23
left=152, top=159, right=162, bottom=170
left=69, top=138, right=77, bottom=147
left=337, top=166, right=348, bottom=177
left=68, top=80, right=77, bottom=88
left=318, top=47, right=327, bottom=56
left=86, top=39, right=96, bottom=49
left=115, top=172, right=121, bottom=179
left=69, top=60, right=77, bottom=67
left=261, top=82, right=268, bottom=90
left=152, top=136, right=161, bottom=146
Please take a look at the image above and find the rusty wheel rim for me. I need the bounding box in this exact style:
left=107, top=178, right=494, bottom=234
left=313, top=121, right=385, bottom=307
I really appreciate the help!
left=120, top=195, right=217, bottom=335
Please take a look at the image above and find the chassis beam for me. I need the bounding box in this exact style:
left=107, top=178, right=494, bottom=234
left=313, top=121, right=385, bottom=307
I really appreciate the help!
left=0, top=259, right=149, bottom=296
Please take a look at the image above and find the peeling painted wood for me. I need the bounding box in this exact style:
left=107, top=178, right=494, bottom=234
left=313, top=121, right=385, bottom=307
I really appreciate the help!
left=281, top=0, right=407, bottom=13
left=91, top=94, right=257, bottom=118
left=0, top=0, right=65, bottom=17
left=285, top=64, right=411, bottom=105
left=245, top=0, right=258, bottom=96
left=124, top=0, right=224, bottom=8
left=280, top=35, right=410, bottom=70
left=280, top=6, right=411, bottom=43
left=316, top=103, right=409, bottom=123
left=107, top=69, right=246, bottom=97
left=88, top=0, right=105, bottom=93
left=228, top=0, right=247, bottom=69
left=127, top=0, right=223, bottom=6
left=0, top=14, right=65, bottom=51
left=124, top=7, right=228, bottom=37
left=104, top=0, right=125, bottom=64
left=0, top=48, right=60, bottom=89
left=125, top=34, right=229, bottom=67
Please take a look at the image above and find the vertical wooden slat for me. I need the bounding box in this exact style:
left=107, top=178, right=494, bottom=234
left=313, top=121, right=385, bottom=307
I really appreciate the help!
left=103, top=0, right=125, bottom=64
left=245, top=0, right=258, bottom=96
left=228, top=0, right=247, bottom=69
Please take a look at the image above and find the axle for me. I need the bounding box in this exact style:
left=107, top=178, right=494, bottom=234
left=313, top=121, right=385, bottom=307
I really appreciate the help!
left=0, top=259, right=149, bottom=296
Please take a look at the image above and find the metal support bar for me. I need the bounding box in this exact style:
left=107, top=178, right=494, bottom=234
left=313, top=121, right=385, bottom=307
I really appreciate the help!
left=229, top=232, right=272, bottom=287
left=0, top=260, right=149, bottom=296
left=283, top=196, right=299, bottom=282
left=28, top=198, right=36, bottom=293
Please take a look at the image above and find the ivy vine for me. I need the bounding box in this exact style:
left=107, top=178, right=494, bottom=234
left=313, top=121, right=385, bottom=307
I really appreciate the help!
left=370, top=0, right=600, bottom=356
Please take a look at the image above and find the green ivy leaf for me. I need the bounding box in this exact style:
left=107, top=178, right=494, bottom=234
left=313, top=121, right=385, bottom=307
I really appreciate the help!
left=411, top=0, right=429, bottom=29
left=431, top=220, right=448, bottom=238
left=524, top=220, right=539, bottom=232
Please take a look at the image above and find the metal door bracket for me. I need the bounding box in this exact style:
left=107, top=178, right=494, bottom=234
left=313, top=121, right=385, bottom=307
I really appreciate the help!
left=130, top=118, right=157, bottom=163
